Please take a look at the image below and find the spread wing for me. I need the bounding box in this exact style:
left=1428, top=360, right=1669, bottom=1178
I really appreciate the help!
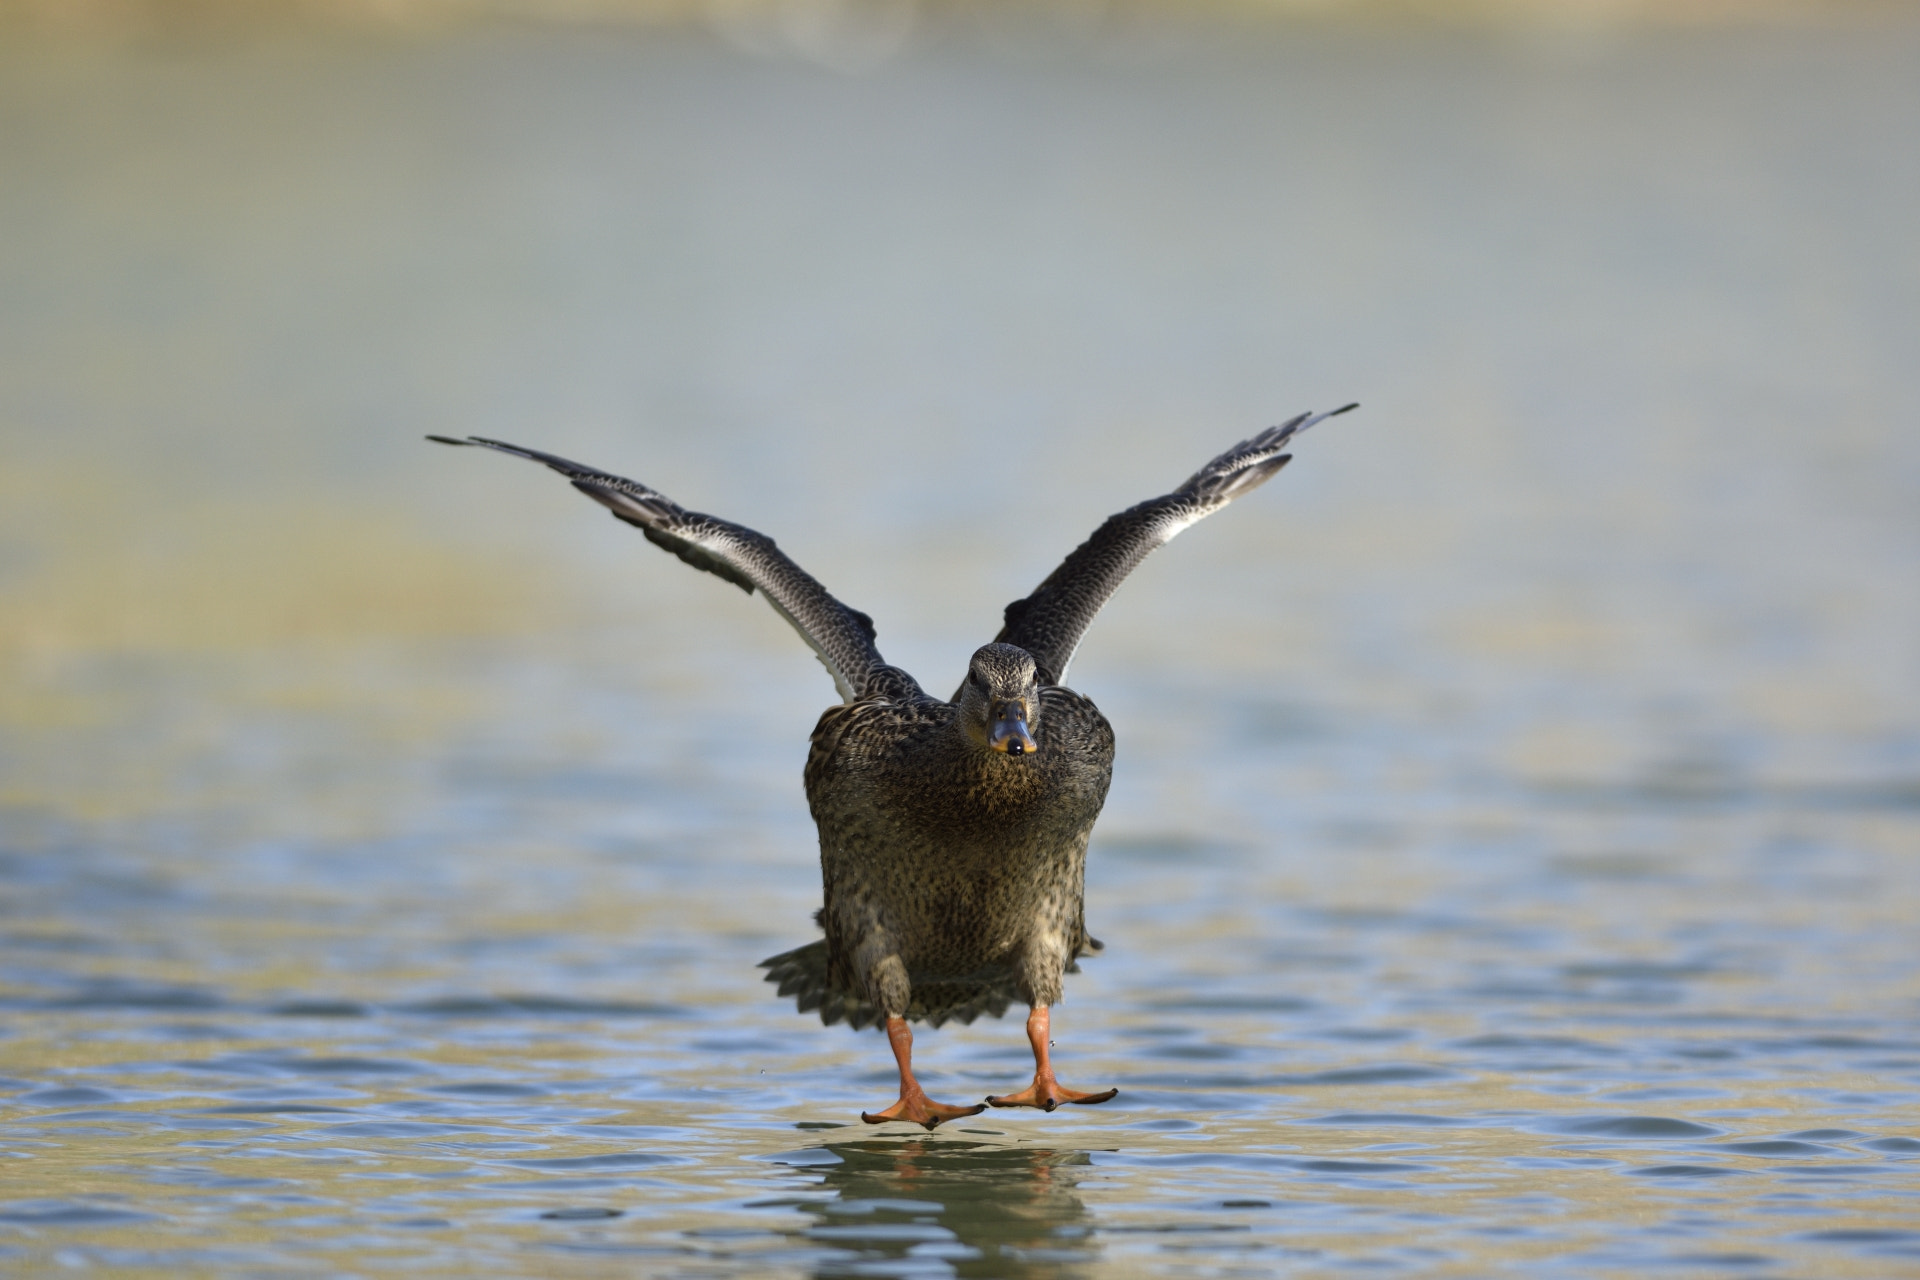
left=428, top=435, right=886, bottom=702
left=992, top=405, right=1355, bottom=686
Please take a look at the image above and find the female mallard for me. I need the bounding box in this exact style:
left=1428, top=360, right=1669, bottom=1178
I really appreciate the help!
left=431, top=407, right=1352, bottom=1128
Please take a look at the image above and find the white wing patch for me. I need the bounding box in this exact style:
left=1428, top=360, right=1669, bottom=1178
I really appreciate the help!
left=430, top=434, right=885, bottom=701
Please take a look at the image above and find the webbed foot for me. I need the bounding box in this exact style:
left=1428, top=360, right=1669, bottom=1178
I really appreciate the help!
left=986, top=1072, right=1118, bottom=1112
left=987, top=1004, right=1117, bottom=1113
left=861, top=1087, right=988, bottom=1131
left=860, top=1015, right=988, bottom=1130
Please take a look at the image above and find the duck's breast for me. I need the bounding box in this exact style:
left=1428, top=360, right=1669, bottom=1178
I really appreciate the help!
left=807, top=689, right=1113, bottom=966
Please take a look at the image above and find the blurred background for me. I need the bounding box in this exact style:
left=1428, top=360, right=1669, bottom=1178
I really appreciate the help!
left=2, top=1, right=1917, bottom=1274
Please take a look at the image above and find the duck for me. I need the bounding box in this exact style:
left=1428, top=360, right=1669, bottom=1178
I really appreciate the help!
left=429, top=406, right=1352, bottom=1128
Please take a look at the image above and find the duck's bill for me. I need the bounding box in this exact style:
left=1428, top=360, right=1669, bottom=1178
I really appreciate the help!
left=989, top=717, right=1038, bottom=755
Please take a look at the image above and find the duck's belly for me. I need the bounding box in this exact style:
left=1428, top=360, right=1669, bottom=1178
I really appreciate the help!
left=805, top=687, right=1116, bottom=988
left=818, top=778, right=1098, bottom=979
left=874, top=825, right=1090, bottom=978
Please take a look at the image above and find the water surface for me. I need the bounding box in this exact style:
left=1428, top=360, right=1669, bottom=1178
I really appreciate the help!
left=3, top=14, right=1918, bottom=1276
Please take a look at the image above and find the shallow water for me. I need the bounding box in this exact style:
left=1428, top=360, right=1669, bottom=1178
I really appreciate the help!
left=3, top=13, right=1919, bottom=1277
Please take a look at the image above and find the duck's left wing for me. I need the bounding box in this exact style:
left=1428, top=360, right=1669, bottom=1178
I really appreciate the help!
left=428, top=435, right=886, bottom=702
left=991, top=406, right=1355, bottom=686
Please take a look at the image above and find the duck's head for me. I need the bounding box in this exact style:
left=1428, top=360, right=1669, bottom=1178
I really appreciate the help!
left=959, top=643, right=1041, bottom=757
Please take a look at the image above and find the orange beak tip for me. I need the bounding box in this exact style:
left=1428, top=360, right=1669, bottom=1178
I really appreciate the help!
left=989, top=719, right=1038, bottom=755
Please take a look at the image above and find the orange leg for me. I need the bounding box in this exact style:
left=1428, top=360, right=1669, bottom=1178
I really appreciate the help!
left=860, top=1015, right=988, bottom=1130
left=986, top=1005, right=1118, bottom=1112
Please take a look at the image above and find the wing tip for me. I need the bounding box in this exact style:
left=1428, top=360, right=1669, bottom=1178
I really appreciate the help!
left=425, top=434, right=473, bottom=446
left=1279, top=401, right=1359, bottom=445
left=1291, top=401, right=1358, bottom=434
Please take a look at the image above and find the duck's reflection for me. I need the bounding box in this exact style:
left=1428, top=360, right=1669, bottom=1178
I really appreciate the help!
left=797, top=1138, right=1097, bottom=1278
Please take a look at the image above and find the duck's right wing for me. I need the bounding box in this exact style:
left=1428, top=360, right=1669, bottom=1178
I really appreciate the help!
left=991, top=406, right=1354, bottom=686
left=429, top=436, right=888, bottom=702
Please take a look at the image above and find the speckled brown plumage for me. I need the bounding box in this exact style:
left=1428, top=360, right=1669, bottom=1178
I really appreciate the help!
left=763, top=647, right=1113, bottom=1031
left=431, top=408, right=1352, bottom=1124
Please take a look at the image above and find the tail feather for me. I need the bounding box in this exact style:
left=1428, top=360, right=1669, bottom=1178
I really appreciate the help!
left=758, top=941, right=1028, bottom=1031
